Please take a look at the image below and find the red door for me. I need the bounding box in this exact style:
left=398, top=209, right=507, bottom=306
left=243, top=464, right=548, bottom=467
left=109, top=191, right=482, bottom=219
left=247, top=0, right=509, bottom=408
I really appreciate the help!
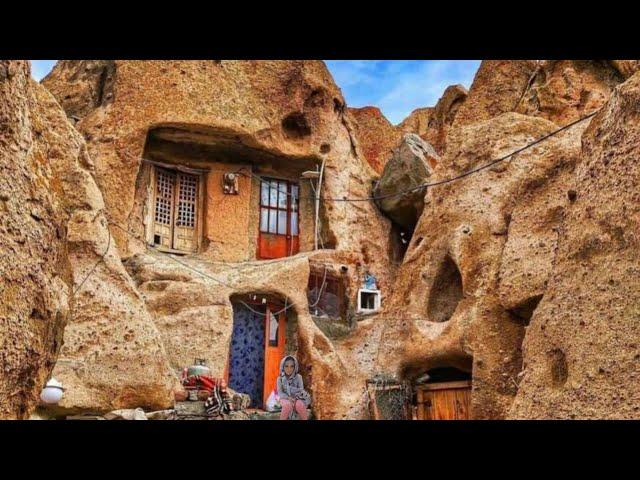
left=263, top=304, right=287, bottom=406
left=258, top=178, right=300, bottom=259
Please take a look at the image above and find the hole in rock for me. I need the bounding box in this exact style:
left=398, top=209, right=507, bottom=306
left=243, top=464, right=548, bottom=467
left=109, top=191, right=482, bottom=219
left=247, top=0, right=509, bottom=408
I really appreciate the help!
left=282, top=113, right=311, bottom=139
left=548, top=348, right=568, bottom=387
left=508, top=294, right=543, bottom=326
left=388, top=222, right=412, bottom=264
left=427, top=255, right=463, bottom=323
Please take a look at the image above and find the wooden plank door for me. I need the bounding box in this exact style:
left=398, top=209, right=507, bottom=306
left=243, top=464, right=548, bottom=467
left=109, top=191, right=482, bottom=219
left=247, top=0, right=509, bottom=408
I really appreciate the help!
left=173, top=172, right=199, bottom=253
left=152, top=168, right=176, bottom=248
left=415, top=380, right=472, bottom=420
left=258, top=179, right=299, bottom=259
left=262, top=305, right=286, bottom=406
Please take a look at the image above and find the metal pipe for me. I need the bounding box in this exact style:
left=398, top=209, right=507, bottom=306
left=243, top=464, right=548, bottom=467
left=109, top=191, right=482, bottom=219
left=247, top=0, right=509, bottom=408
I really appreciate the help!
left=314, top=158, right=326, bottom=250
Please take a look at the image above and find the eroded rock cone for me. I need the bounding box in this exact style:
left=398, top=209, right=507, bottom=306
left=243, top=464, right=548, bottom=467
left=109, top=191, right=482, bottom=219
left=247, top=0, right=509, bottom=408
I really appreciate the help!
left=373, top=134, right=439, bottom=230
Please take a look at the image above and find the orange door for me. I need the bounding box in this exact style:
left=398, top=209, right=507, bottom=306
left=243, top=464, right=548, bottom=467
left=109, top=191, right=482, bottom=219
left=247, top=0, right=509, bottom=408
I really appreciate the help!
left=258, top=178, right=300, bottom=259
left=262, top=305, right=286, bottom=406
left=415, top=380, right=472, bottom=420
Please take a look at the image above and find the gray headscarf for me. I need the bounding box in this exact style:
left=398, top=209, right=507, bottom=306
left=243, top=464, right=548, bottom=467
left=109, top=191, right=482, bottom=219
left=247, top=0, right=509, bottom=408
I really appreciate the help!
left=277, top=355, right=311, bottom=406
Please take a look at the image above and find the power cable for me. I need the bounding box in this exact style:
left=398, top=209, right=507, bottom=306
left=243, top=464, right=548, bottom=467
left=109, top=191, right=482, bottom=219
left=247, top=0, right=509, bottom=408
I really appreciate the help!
left=232, top=110, right=598, bottom=203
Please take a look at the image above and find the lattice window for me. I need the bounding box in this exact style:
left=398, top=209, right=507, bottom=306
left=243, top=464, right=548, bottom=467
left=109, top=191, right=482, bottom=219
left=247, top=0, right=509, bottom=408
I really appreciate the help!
left=177, top=174, right=197, bottom=228
left=154, top=169, right=175, bottom=226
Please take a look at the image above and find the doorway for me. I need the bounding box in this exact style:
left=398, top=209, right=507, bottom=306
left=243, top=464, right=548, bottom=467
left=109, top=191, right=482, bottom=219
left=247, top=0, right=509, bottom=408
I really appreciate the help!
left=413, top=367, right=472, bottom=420
left=227, top=300, right=287, bottom=408
left=258, top=178, right=300, bottom=259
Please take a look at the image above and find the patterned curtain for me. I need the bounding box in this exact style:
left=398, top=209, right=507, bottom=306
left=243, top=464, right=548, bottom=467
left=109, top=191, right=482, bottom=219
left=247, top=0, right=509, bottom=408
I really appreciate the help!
left=228, top=303, right=266, bottom=408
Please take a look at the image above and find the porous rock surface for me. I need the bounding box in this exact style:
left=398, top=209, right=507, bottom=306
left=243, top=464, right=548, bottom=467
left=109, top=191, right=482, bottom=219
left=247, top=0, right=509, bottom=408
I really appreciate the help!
left=453, top=60, right=539, bottom=128
left=509, top=72, right=640, bottom=419
left=0, top=60, right=175, bottom=418
left=377, top=112, right=586, bottom=418
left=515, top=60, right=624, bottom=126
left=43, top=61, right=392, bottom=287
left=42, top=60, right=394, bottom=418
left=401, top=85, right=468, bottom=155
left=0, top=61, right=72, bottom=419
left=373, top=134, right=439, bottom=230
left=348, top=106, right=401, bottom=174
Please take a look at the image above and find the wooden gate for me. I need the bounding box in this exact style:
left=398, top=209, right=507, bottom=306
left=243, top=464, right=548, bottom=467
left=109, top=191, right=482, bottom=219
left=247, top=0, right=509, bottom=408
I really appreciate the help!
left=258, top=178, right=299, bottom=259
left=415, top=380, right=472, bottom=420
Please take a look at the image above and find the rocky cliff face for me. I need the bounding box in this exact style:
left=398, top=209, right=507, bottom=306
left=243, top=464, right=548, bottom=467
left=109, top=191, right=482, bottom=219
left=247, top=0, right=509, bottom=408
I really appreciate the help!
left=376, top=59, right=639, bottom=419
left=515, top=60, right=624, bottom=125
left=5, top=59, right=640, bottom=419
left=509, top=71, right=640, bottom=419
left=0, top=61, right=72, bottom=418
left=377, top=112, right=585, bottom=418
left=348, top=106, right=400, bottom=174
left=0, top=60, right=175, bottom=418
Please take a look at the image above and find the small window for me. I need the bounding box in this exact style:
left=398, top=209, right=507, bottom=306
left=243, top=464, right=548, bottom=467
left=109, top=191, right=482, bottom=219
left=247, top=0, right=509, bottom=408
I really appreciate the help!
left=269, top=313, right=279, bottom=347
left=357, top=289, right=381, bottom=314
left=308, top=272, right=345, bottom=318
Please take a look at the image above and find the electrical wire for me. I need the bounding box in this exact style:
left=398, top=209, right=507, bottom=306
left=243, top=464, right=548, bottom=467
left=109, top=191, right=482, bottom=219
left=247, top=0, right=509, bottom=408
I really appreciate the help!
left=76, top=110, right=598, bottom=303
left=232, top=110, right=598, bottom=203
left=109, top=220, right=328, bottom=317
left=72, top=219, right=112, bottom=296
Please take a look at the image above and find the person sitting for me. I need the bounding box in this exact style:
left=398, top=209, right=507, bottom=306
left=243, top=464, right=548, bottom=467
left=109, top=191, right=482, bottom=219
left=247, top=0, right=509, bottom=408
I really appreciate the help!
left=277, top=355, right=311, bottom=420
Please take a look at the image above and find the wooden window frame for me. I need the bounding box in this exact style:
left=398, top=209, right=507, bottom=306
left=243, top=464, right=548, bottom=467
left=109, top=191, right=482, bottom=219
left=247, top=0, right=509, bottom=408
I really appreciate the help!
left=259, top=177, right=299, bottom=237
left=308, top=271, right=346, bottom=319
left=145, top=163, right=206, bottom=255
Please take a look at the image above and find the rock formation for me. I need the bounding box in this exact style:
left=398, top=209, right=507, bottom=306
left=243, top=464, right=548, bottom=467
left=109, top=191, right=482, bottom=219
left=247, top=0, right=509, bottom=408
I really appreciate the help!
left=377, top=112, right=587, bottom=418
left=347, top=106, right=400, bottom=174
left=0, top=60, right=175, bottom=419
left=0, top=61, right=72, bottom=419
left=509, top=71, right=640, bottom=419
left=400, top=85, right=468, bottom=155
left=41, top=60, right=394, bottom=418
left=453, top=60, right=539, bottom=128
left=373, top=134, right=439, bottom=230
left=515, top=60, right=624, bottom=125
left=5, top=59, right=640, bottom=420
left=398, top=107, right=433, bottom=137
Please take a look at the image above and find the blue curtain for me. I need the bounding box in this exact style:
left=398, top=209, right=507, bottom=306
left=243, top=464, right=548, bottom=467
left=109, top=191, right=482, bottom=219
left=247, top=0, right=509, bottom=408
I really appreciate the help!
left=228, top=303, right=266, bottom=408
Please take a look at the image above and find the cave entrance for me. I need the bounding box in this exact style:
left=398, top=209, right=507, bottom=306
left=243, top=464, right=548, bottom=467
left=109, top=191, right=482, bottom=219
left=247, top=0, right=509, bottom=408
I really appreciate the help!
left=226, top=294, right=290, bottom=409
left=413, top=367, right=472, bottom=420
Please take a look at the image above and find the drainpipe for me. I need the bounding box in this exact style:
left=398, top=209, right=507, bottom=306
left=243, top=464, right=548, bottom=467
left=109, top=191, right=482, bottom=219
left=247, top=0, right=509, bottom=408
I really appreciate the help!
left=314, top=158, right=326, bottom=251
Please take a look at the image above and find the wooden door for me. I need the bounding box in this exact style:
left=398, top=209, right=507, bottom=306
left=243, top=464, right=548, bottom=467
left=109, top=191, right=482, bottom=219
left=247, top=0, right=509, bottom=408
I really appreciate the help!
left=262, top=304, right=287, bottom=406
left=258, top=178, right=299, bottom=259
left=173, top=172, right=199, bottom=253
left=415, top=380, right=472, bottom=420
left=151, top=167, right=200, bottom=253
left=152, top=168, right=176, bottom=249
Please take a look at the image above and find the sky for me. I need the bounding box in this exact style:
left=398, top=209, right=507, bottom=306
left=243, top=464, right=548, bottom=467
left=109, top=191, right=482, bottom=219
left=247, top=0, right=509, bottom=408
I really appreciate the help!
left=30, top=60, right=480, bottom=125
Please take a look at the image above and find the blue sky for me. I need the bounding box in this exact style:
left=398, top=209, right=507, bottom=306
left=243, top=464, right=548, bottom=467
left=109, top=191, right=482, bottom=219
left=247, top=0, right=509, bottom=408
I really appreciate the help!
left=30, top=60, right=480, bottom=125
